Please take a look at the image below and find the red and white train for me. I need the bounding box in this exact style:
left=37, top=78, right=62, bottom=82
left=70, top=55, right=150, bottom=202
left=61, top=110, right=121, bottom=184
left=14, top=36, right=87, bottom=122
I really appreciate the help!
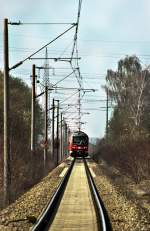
left=69, top=131, right=89, bottom=157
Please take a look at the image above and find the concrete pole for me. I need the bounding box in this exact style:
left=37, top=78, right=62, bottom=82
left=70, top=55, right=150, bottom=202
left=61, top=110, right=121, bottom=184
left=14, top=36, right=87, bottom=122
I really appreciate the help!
left=56, top=100, right=59, bottom=165
left=64, top=123, right=68, bottom=156
left=3, top=18, right=10, bottom=206
left=106, top=89, right=109, bottom=139
left=44, top=86, right=48, bottom=171
left=52, top=98, right=55, bottom=161
left=60, top=113, right=63, bottom=161
left=31, top=64, right=36, bottom=153
left=78, top=90, right=81, bottom=131
left=62, top=120, right=64, bottom=159
left=63, top=121, right=67, bottom=158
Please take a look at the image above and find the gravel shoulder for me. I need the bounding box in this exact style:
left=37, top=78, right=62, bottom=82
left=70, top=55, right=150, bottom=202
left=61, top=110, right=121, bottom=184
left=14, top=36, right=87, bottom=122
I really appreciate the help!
left=0, top=162, right=69, bottom=231
left=89, top=160, right=150, bottom=231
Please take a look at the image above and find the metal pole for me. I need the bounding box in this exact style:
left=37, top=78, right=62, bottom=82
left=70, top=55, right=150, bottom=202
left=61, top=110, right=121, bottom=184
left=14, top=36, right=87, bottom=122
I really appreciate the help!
left=64, top=123, right=68, bottom=156
left=3, top=18, right=10, bottom=206
left=56, top=100, right=59, bottom=165
left=44, top=86, right=48, bottom=171
left=62, top=120, right=64, bottom=159
left=78, top=90, right=81, bottom=131
left=64, top=122, right=66, bottom=156
left=60, top=113, right=63, bottom=161
left=106, top=89, right=109, bottom=139
left=52, top=98, right=55, bottom=160
left=66, top=124, right=68, bottom=156
left=31, top=64, right=36, bottom=153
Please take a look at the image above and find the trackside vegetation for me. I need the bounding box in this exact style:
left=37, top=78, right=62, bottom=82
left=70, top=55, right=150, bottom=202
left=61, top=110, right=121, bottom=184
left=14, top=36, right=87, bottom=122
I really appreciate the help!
left=94, top=56, right=150, bottom=183
left=0, top=71, right=53, bottom=209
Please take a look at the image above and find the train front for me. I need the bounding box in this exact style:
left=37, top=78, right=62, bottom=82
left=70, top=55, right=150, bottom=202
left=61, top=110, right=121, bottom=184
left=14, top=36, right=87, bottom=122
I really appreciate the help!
left=69, top=131, right=89, bottom=157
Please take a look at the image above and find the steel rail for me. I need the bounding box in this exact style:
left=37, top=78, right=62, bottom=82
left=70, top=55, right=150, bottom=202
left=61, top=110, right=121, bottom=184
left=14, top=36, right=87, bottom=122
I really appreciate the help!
left=83, top=158, right=112, bottom=231
left=31, top=158, right=75, bottom=231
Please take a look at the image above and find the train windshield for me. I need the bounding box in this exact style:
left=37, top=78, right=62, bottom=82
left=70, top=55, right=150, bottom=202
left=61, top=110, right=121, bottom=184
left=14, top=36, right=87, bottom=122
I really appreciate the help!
left=73, top=136, right=88, bottom=145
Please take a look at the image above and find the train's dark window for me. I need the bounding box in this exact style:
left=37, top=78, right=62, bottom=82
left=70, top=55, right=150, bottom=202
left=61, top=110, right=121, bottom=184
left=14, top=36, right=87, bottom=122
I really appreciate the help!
left=73, top=136, right=88, bottom=145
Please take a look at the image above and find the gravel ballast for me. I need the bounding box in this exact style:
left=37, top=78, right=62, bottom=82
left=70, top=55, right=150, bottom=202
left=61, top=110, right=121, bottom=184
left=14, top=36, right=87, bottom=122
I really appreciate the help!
left=90, top=161, right=150, bottom=231
left=0, top=159, right=149, bottom=231
left=0, top=163, right=66, bottom=231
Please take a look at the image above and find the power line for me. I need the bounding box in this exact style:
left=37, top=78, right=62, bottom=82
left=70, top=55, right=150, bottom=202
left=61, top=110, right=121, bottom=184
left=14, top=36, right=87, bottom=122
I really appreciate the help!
left=9, top=21, right=75, bottom=25
left=52, top=71, right=75, bottom=87
left=71, top=0, right=83, bottom=62
left=10, top=24, right=76, bottom=70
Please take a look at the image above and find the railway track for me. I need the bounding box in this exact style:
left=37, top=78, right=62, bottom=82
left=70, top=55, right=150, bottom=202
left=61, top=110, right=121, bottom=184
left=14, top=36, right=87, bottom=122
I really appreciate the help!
left=31, top=158, right=112, bottom=231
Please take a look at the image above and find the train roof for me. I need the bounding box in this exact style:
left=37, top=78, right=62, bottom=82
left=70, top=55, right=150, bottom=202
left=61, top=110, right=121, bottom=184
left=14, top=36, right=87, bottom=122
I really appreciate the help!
left=72, top=131, right=88, bottom=137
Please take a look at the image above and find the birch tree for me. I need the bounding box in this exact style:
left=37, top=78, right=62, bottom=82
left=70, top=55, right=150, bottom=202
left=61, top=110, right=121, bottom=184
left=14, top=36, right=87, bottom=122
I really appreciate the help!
left=106, top=56, right=150, bottom=140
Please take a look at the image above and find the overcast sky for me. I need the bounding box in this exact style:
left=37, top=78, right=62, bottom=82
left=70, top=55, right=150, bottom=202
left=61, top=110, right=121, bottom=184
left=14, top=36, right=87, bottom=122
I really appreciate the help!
left=0, top=0, right=150, bottom=138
